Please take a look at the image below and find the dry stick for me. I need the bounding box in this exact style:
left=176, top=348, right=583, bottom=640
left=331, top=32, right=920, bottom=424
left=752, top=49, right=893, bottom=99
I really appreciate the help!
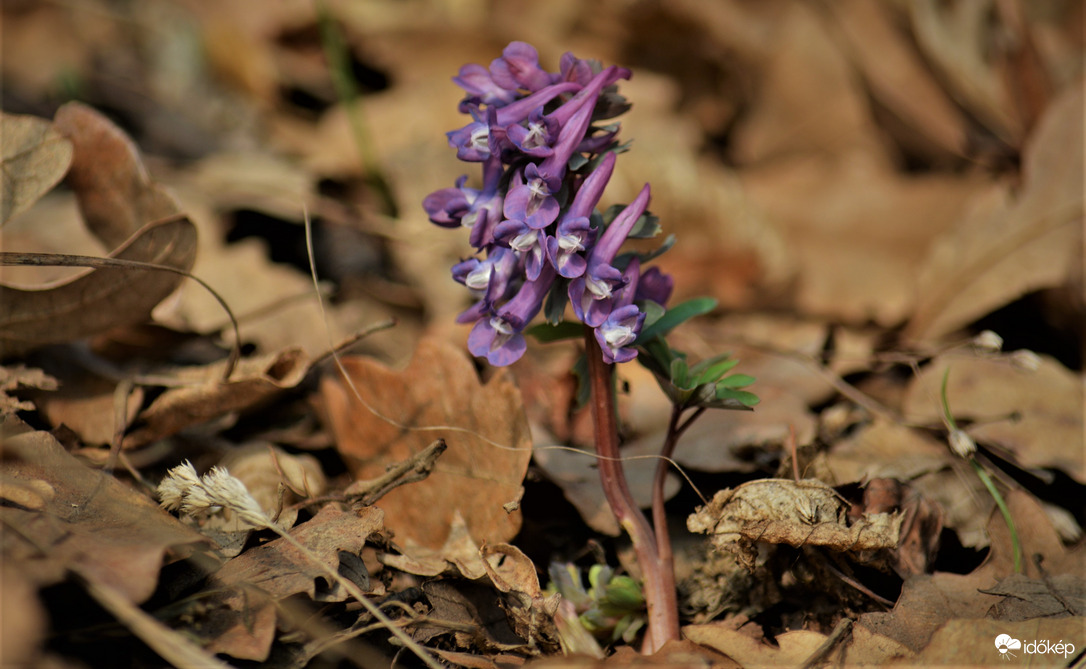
left=0, top=250, right=242, bottom=381
left=584, top=327, right=679, bottom=654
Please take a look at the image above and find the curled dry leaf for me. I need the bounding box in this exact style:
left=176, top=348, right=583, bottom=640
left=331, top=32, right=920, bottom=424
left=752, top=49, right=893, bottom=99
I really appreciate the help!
left=123, top=347, right=309, bottom=448
left=320, top=337, right=533, bottom=549
left=0, top=111, right=73, bottom=224
left=0, top=102, right=198, bottom=357
left=687, top=478, right=903, bottom=559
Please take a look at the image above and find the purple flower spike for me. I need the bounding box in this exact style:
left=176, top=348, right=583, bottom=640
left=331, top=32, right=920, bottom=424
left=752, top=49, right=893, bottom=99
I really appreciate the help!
left=453, top=247, right=517, bottom=323
left=490, top=42, right=555, bottom=93
left=468, top=264, right=556, bottom=366
left=503, top=164, right=559, bottom=230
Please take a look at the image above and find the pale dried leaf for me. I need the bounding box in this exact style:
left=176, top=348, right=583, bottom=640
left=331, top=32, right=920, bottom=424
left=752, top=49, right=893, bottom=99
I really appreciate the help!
left=688, top=478, right=902, bottom=554
left=0, top=112, right=73, bottom=224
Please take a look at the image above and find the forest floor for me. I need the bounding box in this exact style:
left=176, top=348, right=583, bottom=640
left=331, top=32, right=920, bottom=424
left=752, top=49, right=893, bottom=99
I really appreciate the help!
left=1, top=1, right=1083, bottom=667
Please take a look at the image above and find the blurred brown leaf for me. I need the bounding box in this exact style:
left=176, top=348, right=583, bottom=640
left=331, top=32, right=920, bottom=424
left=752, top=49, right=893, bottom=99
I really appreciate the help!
left=0, top=364, right=57, bottom=416
left=320, top=337, right=532, bottom=549
left=906, top=82, right=1084, bottom=342
left=0, top=419, right=207, bottom=604
left=0, top=103, right=198, bottom=357
left=0, top=112, right=73, bottom=224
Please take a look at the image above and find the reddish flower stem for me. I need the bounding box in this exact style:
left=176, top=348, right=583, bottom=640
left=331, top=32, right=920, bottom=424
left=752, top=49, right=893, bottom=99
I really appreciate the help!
left=651, top=406, right=705, bottom=595
left=584, top=327, right=679, bottom=654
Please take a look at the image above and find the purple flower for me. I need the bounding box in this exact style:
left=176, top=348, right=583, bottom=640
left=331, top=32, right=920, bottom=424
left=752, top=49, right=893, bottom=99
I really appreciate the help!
left=545, top=152, right=615, bottom=277
left=569, top=183, right=651, bottom=326
left=452, top=247, right=517, bottom=323
left=503, top=164, right=559, bottom=230
left=593, top=258, right=645, bottom=363
left=634, top=266, right=673, bottom=307
left=446, top=118, right=492, bottom=162
left=489, top=42, right=555, bottom=93
left=595, top=304, right=645, bottom=363
left=506, top=107, right=557, bottom=157
left=453, top=63, right=518, bottom=109
left=468, top=263, right=556, bottom=366
left=493, top=218, right=548, bottom=281
left=424, top=152, right=506, bottom=249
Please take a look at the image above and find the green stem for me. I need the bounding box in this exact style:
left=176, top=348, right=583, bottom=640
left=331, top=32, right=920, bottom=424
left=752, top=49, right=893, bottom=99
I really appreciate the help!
left=970, top=457, right=1023, bottom=573
left=584, top=327, right=679, bottom=653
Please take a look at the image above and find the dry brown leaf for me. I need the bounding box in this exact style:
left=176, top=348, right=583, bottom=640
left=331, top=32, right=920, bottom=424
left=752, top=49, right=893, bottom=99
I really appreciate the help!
left=683, top=623, right=834, bottom=667
left=741, top=155, right=987, bottom=326
left=0, top=364, right=57, bottom=416
left=903, top=353, right=1085, bottom=483
left=122, top=347, right=309, bottom=448
left=858, top=489, right=1080, bottom=653
left=983, top=573, right=1086, bottom=622
left=0, top=103, right=198, bottom=357
left=380, top=510, right=488, bottom=580
left=729, top=2, right=887, bottom=164
left=31, top=371, right=143, bottom=447
left=911, top=617, right=1084, bottom=668
left=905, top=81, right=1084, bottom=342
left=214, top=503, right=383, bottom=601
left=0, top=562, right=47, bottom=668
left=320, top=337, right=532, bottom=548
left=0, top=112, right=73, bottom=224
left=908, top=0, right=1021, bottom=143
left=0, top=420, right=208, bottom=604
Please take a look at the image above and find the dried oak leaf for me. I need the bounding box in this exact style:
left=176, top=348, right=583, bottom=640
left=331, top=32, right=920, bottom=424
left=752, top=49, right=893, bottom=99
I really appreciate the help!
left=0, top=364, right=57, bottom=416
left=0, top=419, right=208, bottom=604
left=0, top=102, right=197, bottom=356
left=0, top=111, right=73, bottom=224
left=320, top=337, right=533, bottom=549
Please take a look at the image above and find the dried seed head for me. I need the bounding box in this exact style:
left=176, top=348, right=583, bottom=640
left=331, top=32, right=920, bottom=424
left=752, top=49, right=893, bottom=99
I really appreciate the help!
left=973, top=330, right=1003, bottom=353
left=948, top=428, right=976, bottom=458
left=1010, top=349, right=1042, bottom=372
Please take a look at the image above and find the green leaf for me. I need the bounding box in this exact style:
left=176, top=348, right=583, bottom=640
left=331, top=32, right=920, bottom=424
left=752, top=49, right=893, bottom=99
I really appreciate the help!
left=716, top=373, right=756, bottom=389
left=669, top=357, right=690, bottom=389
left=635, top=297, right=717, bottom=344
left=543, top=276, right=570, bottom=324
left=627, top=211, right=660, bottom=239
left=690, top=354, right=739, bottom=384
left=526, top=321, right=583, bottom=343
left=639, top=300, right=667, bottom=330
left=715, top=386, right=760, bottom=407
